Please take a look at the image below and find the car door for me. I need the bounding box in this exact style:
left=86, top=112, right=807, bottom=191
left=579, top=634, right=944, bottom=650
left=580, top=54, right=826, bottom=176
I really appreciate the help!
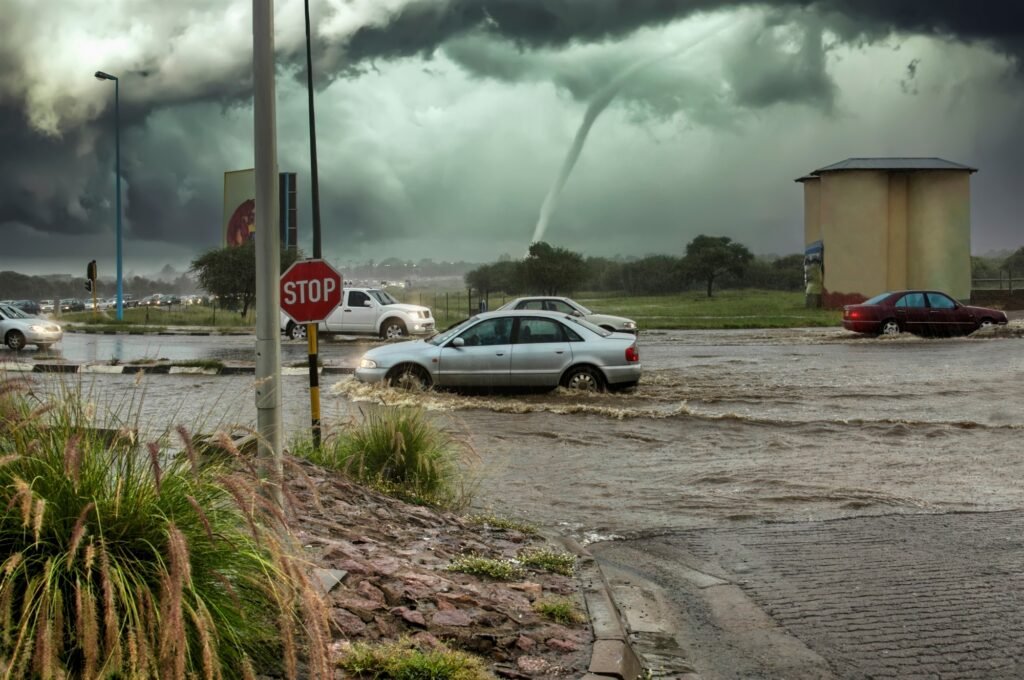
left=437, top=317, right=512, bottom=386
left=330, top=290, right=376, bottom=333
left=925, top=292, right=961, bottom=336
left=893, top=293, right=928, bottom=333
left=509, top=317, right=574, bottom=387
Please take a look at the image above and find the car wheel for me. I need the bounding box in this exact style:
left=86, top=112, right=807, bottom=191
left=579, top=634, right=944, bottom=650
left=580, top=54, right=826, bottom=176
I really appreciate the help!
left=5, top=330, right=26, bottom=351
left=978, top=318, right=994, bottom=331
left=381, top=319, right=407, bottom=340
left=562, top=366, right=604, bottom=392
left=879, top=320, right=901, bottom=337
left=387, top=364, right=431, bottom=390
left=288, top=323, right=307, bottom=341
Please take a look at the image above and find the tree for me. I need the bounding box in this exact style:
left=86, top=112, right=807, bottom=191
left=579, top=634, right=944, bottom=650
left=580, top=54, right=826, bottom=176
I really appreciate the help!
left=522, top=242, right=586, bottom=295
left=681, top=235, right=754, bottom=297
left=465, top=261, right=521, bottom=296
left=1003, top=247, right=1024, bottom=276
left=190, top=241, right=301, bottom=316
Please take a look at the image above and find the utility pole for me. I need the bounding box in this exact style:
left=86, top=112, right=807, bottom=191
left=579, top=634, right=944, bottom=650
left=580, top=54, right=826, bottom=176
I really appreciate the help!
left=304, top=0, right=324, bottom=448
left=253, top=0, right=282, bottom=500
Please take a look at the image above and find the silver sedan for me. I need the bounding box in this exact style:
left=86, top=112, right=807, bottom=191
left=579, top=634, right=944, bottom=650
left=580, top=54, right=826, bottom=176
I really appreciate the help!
left=0, top=304, right=63, bottom=350
left=355, top=310, right=641, bottom=391
left=496, top=296, right=637, bottom=333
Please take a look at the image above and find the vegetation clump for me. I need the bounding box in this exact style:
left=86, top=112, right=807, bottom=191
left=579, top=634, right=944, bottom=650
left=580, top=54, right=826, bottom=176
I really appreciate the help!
left=446, top=555, right=525, bottom=581
left=533, top=598, right=586, bottom=625
left=465, top=513, right=538, bottom=535
left=0, top=380, right=329, bottom=679
left=518, top=548, right=576, bottom=576
left=293, top=408, right=472, bottom=509
left=338, top=638, right=493, bottom=680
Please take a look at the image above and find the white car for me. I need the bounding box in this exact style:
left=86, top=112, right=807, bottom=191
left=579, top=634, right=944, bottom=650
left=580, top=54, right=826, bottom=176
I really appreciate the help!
left=497, top=296, right=638, bottom=334
left=281, top=287, right=434, bottom=340
left=0, top=303, right=63, bottom=350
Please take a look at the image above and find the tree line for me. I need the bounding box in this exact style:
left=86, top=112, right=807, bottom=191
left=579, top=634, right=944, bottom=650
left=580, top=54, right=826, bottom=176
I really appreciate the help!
left=466, top=236, right=803, bottom=298
left=0, top=269, right=197, bottom=302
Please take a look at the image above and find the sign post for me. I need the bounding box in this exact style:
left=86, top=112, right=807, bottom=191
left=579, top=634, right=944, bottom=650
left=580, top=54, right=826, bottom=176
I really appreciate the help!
left=280, top=259, right=343, bottom=447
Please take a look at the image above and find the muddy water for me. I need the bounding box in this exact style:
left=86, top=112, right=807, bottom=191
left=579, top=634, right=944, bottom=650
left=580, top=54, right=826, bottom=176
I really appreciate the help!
left=334, top=326, right=1024, bottom=540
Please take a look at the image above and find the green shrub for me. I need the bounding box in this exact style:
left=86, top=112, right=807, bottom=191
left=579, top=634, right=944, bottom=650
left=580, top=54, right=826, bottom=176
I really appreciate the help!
left=518, top=548, right=576, bottom=576
left=533, top=598, right=585, bottom=625
left=0, top=380, right=329, bottom=679
left=338, top=638, right=493, bottom=679
left=446, top=555, right=525, bottom=581
left=465, top=513, right=538, bottom=535
left=294, top=408, right=472, bottom=509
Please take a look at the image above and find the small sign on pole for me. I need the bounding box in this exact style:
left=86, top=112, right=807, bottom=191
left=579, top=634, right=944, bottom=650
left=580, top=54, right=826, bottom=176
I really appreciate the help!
left=280, top=259, right=343, bottom=447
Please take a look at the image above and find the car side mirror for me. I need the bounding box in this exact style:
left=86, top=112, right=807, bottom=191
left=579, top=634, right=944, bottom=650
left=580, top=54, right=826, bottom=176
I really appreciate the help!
left=451, top=337, right=465, bottom=348
left=572, top=310, right=583, bottom=317
left=363, top=300, right=373, bottom=307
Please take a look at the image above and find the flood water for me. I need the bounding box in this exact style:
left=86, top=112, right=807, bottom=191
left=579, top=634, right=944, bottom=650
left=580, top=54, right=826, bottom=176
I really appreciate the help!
left=10, top=326, right=1023, bottom=542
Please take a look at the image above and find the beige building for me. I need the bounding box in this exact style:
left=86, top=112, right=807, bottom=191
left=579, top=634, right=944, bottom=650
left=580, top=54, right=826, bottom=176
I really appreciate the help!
left=797, top=157, right=976, bottom=307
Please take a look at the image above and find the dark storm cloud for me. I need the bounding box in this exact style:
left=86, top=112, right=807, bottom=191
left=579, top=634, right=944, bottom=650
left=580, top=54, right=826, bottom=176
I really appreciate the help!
left=1, top=0, right=1023, bottom=263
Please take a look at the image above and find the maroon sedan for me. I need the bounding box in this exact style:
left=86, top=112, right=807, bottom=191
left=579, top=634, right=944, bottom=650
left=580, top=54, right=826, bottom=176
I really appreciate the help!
left=842, top=291, right=1008, bottom=337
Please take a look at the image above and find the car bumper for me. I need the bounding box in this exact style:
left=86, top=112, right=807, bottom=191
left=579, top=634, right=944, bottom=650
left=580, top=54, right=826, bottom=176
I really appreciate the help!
left=602, top=363, right=642, bottom=385
left=842, top=320, right=880, bottom=334
left=25, top=329, right=63, bottom=345
left=408, top=322, right=435, bottom=335
left=354, top=367, right=389, bottom=384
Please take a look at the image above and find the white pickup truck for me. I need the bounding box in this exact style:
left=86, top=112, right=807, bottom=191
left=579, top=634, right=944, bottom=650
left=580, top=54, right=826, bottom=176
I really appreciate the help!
left=280, top=287, right=435, bottom=340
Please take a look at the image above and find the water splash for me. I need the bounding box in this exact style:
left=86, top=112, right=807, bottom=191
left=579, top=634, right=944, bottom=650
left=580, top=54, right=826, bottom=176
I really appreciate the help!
left=530, top=17, right=734, bottom=245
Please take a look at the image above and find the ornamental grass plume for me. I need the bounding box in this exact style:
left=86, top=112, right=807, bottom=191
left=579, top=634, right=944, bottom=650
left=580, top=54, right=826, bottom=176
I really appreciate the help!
left=0, top=379, right=329, bottom=679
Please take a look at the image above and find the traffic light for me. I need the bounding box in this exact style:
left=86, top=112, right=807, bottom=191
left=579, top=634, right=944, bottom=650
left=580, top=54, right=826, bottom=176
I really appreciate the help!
left=86, top=260, right=97, bottom=281
left=84, top=280, right=93, bottom=293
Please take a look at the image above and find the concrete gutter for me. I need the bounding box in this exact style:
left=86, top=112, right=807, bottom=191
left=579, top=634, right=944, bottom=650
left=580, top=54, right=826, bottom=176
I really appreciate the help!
left=1, top=361, right=355, bottom=376
left=546, top=532, right=645, bottom=680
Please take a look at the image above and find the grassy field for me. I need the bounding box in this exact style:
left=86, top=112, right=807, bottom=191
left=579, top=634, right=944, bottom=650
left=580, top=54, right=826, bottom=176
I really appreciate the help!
left=61, top=304, right=254, bottom=328
left=405, top=289, right=841, bottom=330
left=58, top=291, right=842, bottom=332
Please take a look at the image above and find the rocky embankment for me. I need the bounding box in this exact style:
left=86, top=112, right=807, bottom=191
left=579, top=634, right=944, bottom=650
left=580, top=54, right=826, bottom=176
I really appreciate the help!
left=285, top=457, right=593, bottom=678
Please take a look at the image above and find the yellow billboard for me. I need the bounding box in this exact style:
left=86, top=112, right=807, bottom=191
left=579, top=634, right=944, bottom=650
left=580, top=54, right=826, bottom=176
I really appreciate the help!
left=223, top=169, right=256, bottom=247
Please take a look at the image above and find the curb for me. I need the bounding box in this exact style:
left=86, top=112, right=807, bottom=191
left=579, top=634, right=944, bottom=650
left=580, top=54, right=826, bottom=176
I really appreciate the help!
left=1, top=362, right=355, bottom=377
left=545, top=532, right=644, bottom=680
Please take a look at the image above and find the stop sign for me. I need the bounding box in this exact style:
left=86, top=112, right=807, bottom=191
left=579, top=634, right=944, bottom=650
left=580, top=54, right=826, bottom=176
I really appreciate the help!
left=280, top=259, right=343, bottom=323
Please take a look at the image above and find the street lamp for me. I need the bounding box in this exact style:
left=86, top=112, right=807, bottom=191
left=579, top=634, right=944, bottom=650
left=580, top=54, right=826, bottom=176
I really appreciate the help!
left=94, top=70, right=123, bottom=321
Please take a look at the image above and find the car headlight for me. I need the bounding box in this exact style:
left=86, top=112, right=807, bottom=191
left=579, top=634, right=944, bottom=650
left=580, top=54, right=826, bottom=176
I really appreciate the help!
left=623, top=321, right=637, bottom=329
left=29, top=325, right=49, bottom=333
left=420, top=311, right=430, bottom=319
left=359, top=359, right=378, bottom=369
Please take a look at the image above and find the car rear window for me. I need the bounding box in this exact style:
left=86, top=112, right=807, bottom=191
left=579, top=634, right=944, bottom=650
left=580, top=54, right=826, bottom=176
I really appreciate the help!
left=565, top=315, right=611, bottom=337
left=862, top=293, right=891, bottom=305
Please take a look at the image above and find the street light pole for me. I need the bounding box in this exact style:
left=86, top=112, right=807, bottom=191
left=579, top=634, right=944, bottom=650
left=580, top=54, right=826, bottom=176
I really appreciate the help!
left=304, top=0, right=324, bottom=448
left=94, top=70, right=123, bottom=321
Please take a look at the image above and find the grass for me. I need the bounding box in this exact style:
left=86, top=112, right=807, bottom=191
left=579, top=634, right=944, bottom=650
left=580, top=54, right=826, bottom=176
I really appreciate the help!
left=0, top=379, right=331, bottom=679
left=337, top=638, right=493, bottom=680
left=464, top=513, right=538, bottom=536
left=533, top=598, right=585, bottom=625
left=61, top=305, right=254, bottom=328
left=446, top=555, right=525, bottom=581
left=291, top=408, right=473, bottom=509
left=404, top=289, right=841, bottom=331
left=170, top=359, right=225, bottom=370
left=517, top=548, right=576, bottom=577
left=65, top=324, right=169, bottom=334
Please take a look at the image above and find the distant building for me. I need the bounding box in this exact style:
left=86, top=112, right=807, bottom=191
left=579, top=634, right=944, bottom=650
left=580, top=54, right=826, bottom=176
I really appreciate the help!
left=796, top=157, right=976, bottom=306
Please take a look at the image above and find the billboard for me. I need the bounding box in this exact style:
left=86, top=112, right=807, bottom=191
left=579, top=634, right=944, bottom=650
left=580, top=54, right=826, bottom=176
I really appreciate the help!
left=223, top=169, right=297, bottom=249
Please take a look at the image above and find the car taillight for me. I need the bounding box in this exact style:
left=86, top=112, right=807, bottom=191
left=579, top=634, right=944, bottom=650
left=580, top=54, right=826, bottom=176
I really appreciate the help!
left=625, top=345, right=639, bottom=362
left=849, top=310, right=860, bottom=319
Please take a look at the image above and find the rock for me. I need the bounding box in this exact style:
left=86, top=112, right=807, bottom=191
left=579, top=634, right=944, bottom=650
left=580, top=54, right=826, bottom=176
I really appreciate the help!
left=378, top=580, right=408, bottom=606
left=334, top=595, right=384, bottom=623
left=516, top=656, right=552, bottom=674
left=391, top=607, right=426, bottom=627
left=546, top=638, right=578, bottom=653
left=508, top=582, right=543, bottom=599
left=515, top=635, right=536, bottom=651
left=356, top=580, right=386, bottom=604
left=312, top=568, right=349, bottom=594
left=329, top=608, right=367, bottom=637
left=431, top=609, right=473, bottom=627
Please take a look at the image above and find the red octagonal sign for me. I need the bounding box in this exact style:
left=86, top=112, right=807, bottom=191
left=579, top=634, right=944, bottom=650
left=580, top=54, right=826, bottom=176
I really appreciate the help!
left=280, top=259, right=343, bottom=324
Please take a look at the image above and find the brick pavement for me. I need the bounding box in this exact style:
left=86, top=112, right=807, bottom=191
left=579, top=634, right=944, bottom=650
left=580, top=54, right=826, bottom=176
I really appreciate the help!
left=601, top=511, right=1024, bottom=679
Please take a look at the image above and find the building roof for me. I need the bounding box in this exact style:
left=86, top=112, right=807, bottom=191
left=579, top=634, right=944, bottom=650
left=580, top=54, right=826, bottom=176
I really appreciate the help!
left=795, top=157, right=977, bottom=182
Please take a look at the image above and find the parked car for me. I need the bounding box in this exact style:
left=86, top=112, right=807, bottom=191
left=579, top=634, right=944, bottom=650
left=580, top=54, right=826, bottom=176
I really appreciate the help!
left=842, top=290, right=1008, bottom=337
left=497, top=296, right=638, bottom=334
left=60, top=298, right=85, bottom=312
left=40, top=299, right=55, bottom=313
left=0, top=303, right=63, bottom=350
left=8, top=301, right=39, bottom=315
left=281, top=287, right=434, bottom=340
left=354, top=309, right=641, bottom=391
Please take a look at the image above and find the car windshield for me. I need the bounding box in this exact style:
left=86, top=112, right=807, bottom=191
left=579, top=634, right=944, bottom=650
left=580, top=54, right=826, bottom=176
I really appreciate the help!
left=427, top=316, right=477, bottom=345
left=368, top=289, right=398, bottom=305
left=862, top=293, right=892, bottom=305
left=0, top=304, right=29, bottom=319
left=565, top=315, right=611, bottom=337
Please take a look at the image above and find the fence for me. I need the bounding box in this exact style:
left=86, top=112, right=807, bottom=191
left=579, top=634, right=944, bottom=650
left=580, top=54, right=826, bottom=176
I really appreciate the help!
left=409, top=290, right=510, bottom=329
left=971, top=270, right=1019, bottom=292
